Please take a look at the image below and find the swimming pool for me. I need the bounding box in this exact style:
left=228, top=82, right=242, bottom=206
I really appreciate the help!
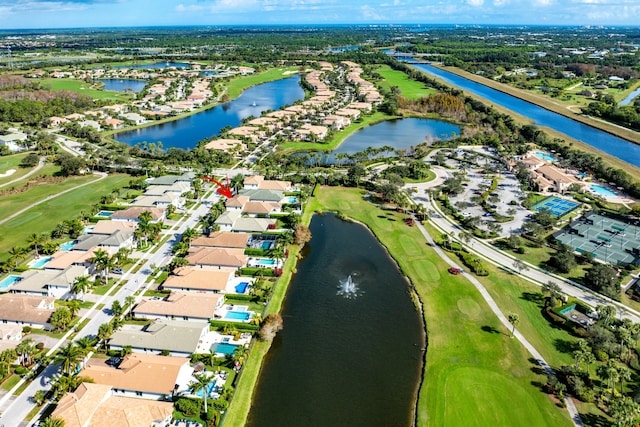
left=193, top=378, right=217, bottom=398
left=254, top=258, right=276, bottom=267
left=95, top=210, right=114, bottom=218
left=211, top=342, right=239, bottom=355
left=284, top=197, right=299, bottom=204
left=28, top=256, right=53, bottom=269
left=225, top=310, right=252, bottom=321
left=531, top=196, right=580, bottom=217
left=0, top=275, right=21, bottom=291
left=261, top=241, right=273, bottom=250
left=534, top=151, right=555, bottom=162
left=590, top=184, right=619, bottom=198
left=83, top=226, right=95, bottom=234
left=59, top=241, right=76, bottom=251
left=234, top=282, right=250, bottom=293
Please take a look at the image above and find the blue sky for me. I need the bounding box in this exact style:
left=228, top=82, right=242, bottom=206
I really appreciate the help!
left=1, top=0, right=639, bottom=29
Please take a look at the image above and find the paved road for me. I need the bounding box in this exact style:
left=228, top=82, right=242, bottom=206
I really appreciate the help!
left=0, top=171, right=107, bottom=226
left=0, top=157, right=46, bottom=189
left=0, top=191, right=218, bottom=427
left=413, top=219, right=584, bottom=426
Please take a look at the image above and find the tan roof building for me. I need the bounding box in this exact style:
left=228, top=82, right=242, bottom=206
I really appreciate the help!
left=0, top=294, right=55, bottom=327
left=45, top=250, right=96, bottom=270
left=243, top=175, right=292, bottom=192
left=204, top=138, right=246, bottom=152
left=162, top=268, right=233, bottom=293
left=111, top=207, right=165, bottom=222
left=242, top=201, right=281, bottom=216
left=51, top=383, right=173, bottom=427
left=91, top=220, right=137, bottom=235
left=186, top=247, right=247, bottom=269
left=133, top=292, right=223, bottom=321
left=80, top=354, right=193, bottom=398
left=190, top=232, right=250, bottom=249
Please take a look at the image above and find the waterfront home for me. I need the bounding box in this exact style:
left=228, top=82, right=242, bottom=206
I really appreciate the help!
left=104, top=118, right=124, bottom=130
left=204, top=138, right=247, bottom=153
left=242, top=201, right=282, bottom=217
left=348, top=101, right=373, bottom=111
left=190, top=231, right=250, bottom=249
left=238, top=188, right=285, bottom=203
left=161, top=267, right=233, bottom=293
left=231, top=217, right=278, bottom=233
left=121, top=112, right=146, bottom=125
left=186, top=247, right=247, bottom=270
left=296, top=124, right=329, bottom=141
left=51, top=383, right=173, bottom=427
left=323, top=114, right=349, bottom=130
left=133, top=292, right=224, bottom=321
left=0, top=294, right=55, bottom=329
left=80, top=353, right=194, bottom=399
left=108, top=320, right=208, bottom=357
left=12, top=266, right=87, bottom=299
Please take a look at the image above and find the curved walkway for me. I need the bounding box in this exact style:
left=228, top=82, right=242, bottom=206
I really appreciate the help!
left=0, top=171, right=107, bottom=226
left=0, top=157, right=46, bottom=189
left=414, top=218, right=584, bottom=426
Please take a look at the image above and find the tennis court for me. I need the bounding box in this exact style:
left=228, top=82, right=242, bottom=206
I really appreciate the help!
left=531, top=196, right=580, bottom=217
left=554, top=212, right=640, bottom=266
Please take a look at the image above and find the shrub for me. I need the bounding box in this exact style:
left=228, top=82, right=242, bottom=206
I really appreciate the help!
left=14, top=366, right=28, bottom=375
left=175, top=397, right=201, bottom=416
left=35, top=342, right=44, bottom=350
left=22, top=326, right=32, bottom=334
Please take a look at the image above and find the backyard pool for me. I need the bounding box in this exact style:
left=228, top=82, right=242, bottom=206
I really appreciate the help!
left=534, top=151, right=555, bottom=162
left=95, top=210, right=114, bottom=218
left=261, top=241, right=273, bottom=250
left=193, top=379, right=217, bottom=398
left=284, top=197, right=299, bottom=204
left=590, top=184, right=619, bottom=198
left=28, top=256, right=53, bottom=269
left=224, top=310, right=252, bottom=322
left=253, top=258, right=276, bottom=268
left=59, top=241, right=76, bottom=251
left=234, top=282, right=250, bottom=294
left=0, top=275, right=21, bottom=291
left=211, top=342, right=240, bottom=355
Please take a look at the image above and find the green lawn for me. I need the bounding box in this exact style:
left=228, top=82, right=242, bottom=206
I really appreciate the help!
left=0, top=153, right=33, bottom=186
left=373, top=64, right=437, bottom=99
left=0, top=174, right=130, bottom=262
left=40, top=78, right=133, bottom=101
left=225, top=67, right=301, bottom=99
left=244, top=187, right=568, bottom=427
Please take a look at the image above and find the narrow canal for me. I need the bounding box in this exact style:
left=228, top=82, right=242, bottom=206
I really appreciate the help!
left=412, top=63, right=640, bottom=168
left=246, top=213, right=425, bottom=427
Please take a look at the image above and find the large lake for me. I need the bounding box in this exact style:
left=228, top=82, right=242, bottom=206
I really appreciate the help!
left=115, top=75, right=304, bottom=150
left=246, top=213, right=425, bottom=427
left=412, top=63, right=640, bottom=168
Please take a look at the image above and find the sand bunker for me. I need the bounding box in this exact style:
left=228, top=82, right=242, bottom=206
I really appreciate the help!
left=0, top=169, right=16, bottom=178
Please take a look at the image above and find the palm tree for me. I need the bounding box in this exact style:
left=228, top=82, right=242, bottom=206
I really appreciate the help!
left=65, top=300, right=81, bottom=319
left=508, top=313, right=519, bottom=338
left=16, top=338, right=35, bottom=367
left=8, top=246, right=27, bottom=268
left=0, top=348, right=16, bottom=377
left=232, top=344, right=249, bottom=368
left=90, top=249, right=111, bottom=284
left=124, top=295, right=136, bottom=319
left=618, top=365, right=632, bottom=394
left=27, top=233, right=44, bottom=257
left=55, top=342, right=83, bottom=375
left=71, top=276, right=91, bottom=301
left=97, top=322, right=113, bottom=348
left=39, top=416, right=66, bottom=427
left=584, top=351, right=596, bottom=377
left=610, top=396, right=640, bottom=427
left=189, top=373, right=211, bottom=414
left=75, top=336, right=96, bottom=356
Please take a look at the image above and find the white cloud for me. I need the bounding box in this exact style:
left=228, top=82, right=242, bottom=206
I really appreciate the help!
left=493, top=0, right=510, bottom=5
left=533, top=0, right=553, bottom=6
left=467, top=0, right=484, bottom=5
left=360, top=4, right=384, bottom=20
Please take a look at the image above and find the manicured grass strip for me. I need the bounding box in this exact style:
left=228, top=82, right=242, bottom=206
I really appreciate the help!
left=40, top=78, right=133, bottom=101
left=0, top=174, right=130, bottom=262
left=374, top=64, right=437, bottom=99
left=278, top=111, right=396, bottom=152
left=309, top=187, right=570, bottom=427
left=225, top=67, right=301, bottom=99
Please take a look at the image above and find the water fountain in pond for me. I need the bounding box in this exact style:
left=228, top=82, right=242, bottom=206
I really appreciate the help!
left=337, top=274, right=361, bottom=299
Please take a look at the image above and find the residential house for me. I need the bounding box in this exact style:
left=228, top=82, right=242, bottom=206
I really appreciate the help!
left=51, top=383, right=173, bottom=427
left=133, top=292, right=224, bottom=321
left=190, top=232, right=250, bottom=249
left=161, top=268, right=233, bottom=293
left=185, top=247, right=247, bottom=270
left=12, top=266, right=87, bottom=299
left=0, top=294, right=55, bottom=329
left=80, top=353, right=194, bottom=399
left=111, top=207, right=165, bottom=223
left=108, top=320, right=208, bottom=357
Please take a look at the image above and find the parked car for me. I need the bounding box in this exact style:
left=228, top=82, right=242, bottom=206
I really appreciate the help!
left=113, top=267, right=124, bottom=275
left=448, top=267, right=463, bottom=275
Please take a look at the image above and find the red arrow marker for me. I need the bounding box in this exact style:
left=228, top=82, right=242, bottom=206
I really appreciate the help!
left=200, top=175, right=233, bottom=198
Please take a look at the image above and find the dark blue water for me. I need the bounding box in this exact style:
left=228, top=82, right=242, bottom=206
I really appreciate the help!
left=303, top=118, right=459, bottom=163
left=115, top=75, right=304, bottom=149
left=412, top=63, right=640, bottom=167
left=247, top=213, right=424, bottom=427
left=97, top=79, right=147, bottom=93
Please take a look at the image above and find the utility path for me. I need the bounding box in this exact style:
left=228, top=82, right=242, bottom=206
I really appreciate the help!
left=0, top=171, right=106, bottom=226
left=414, top=218, right=584, bottom=426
